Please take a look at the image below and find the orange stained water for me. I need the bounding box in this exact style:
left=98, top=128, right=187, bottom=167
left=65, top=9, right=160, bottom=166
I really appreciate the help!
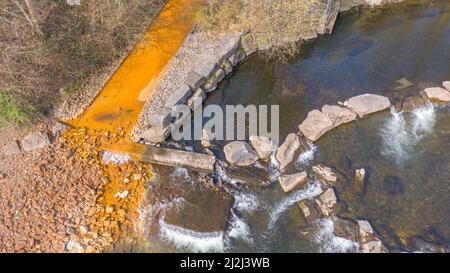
left=68, top=0, right=203, bottom=133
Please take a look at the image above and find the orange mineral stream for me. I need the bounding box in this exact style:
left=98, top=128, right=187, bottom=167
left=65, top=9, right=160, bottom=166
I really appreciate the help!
left=67, top=0, right=202, bottom=134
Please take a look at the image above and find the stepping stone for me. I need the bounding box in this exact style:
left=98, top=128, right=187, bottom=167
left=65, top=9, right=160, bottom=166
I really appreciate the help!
left=423, top=87, right=450, bottom=102
left=321, top=105, right=357, bottom=128
left=224, top=141, right=259, bottom=167
left=249, top=135, right=275, bottom=160
left=343, top=94, right=391, bottom=118
left=298, top=110, right=334, bottom=142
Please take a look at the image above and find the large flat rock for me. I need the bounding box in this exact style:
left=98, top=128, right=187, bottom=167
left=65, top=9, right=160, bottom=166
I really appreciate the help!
left=423, top=87, right=450, bottom=102
left=343, top=94, right=391, bottom=118
left=321, top=105, right=357, bottom=128
left=278, top=171, right=308, bottom=192
left=21, top=132, right=51, bottom=152
left=106, top=143, right=216, bottom=173
left=298, top=110, right=334, bottom=142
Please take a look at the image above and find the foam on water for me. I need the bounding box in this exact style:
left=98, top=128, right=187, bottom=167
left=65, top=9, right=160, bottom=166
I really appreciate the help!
left=225, top=211, right=253, bottom=244
left=216, top=163, right=244, bottom=188
left=380, top=107, right=412, bottom=163
left=296, top=143, right=317, bottom=167
left=269, top=153, right=280, bottom=183
left=159, top=219, right=225, bottom=253
left=102, top=151, right=131, bottom=164
left=313, top=218, right=359, bottom=253
left=171, top=167, right=192, bottom=182
left=268, top=181, right=323, bottom=229
left=381, top=105, right=437, bottom=163
left=411, top=103, right=436, bottom=140
left=233, top=191, right=260, bottom=213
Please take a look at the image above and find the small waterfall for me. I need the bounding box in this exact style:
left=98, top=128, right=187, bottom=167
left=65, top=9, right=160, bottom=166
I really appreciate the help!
left=268, top=181, right=323, bottom=229
left=381, top=105, right=437, bottom=163
left=380, top=107, right=412, bottom=162
left=102, top=151, right=131, bottom=164
left=225, top=211, right=253, bottom=244
left=159, top=219, right=225, bottom=253
left=215, top=163, right=244, bottom=188
left=233, top=191, right=260, bottom=213
left=411, top=103, right=436, bottom=140
left=269, top=153, right=280, bottom=183
left=296, top=143, right=317, bottom=167
left=313, top=218, right=359, bottom=253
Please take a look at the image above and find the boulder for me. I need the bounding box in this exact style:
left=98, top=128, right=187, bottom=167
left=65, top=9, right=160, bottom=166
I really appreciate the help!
left=149, top=108, right=172, bottom=128
left=315, top=188, right=337, bottom=217
left=194, top=61, right=217, bottom=79
left=402, top=96, right=428, bottom=113
left=2, top=140, right=21, bottom=156
left=224, top=141, right=259, bottom=167
left=317, top=0, right=340, bottom=35
left=321, top=105, right=357, bottom=127
left=186, top=88, right=206, bottom=110
left=21, top=132, right=51, bottom=152
left=357, top=220, right=374, bottom=243
left=165, top=84, right=192, bottom=108
left=298, top=110, right=334, bottom=142
left=298, top=200, right=321, bottom=224
left=141, top=126, right=171, bottom=144
left=422, top=87, right=450, bottom=102
left=51, top=122, right=69, bottom=138
left=312, top=164, right=338, bottom=188
left=332, top=217, right=358, bottom=242
left=228, top=50, right=246, bottom=66
left=343, top=94, right=391, bottom=118
left=249, top=135, right=274, bottom=160
left=278, top=171, right=308, bottom=193
left=203, top=69, right=225, bottom=93
left=216, top=34, right=241, bottom=61
left=241, top=33, right=257, bottom=55
left=185, top=70, right=206, bottom=90
left=275, top=133, right=300, bottom=171
left=443, top=81, right=450, bottom=91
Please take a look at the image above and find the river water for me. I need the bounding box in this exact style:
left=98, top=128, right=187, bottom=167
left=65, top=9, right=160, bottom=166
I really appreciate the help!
left=129, top=0, right=450, bottom=253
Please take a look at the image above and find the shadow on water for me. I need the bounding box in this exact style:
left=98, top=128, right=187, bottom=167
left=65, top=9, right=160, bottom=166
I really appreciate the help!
left=131, top=0, right=450, bottom=252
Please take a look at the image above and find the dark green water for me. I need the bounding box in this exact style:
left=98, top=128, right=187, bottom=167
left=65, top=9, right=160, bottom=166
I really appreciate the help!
left=133, top=0, right=450, bottom=253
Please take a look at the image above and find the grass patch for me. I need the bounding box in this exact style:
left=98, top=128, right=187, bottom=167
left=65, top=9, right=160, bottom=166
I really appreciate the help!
left=0, top=91, right=30, bottom=127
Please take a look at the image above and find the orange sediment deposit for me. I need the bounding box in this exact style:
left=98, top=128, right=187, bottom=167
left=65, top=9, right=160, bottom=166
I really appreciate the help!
left=67, top=0, right=203, bottom=133
left=59, top=0, right=203, bottom=252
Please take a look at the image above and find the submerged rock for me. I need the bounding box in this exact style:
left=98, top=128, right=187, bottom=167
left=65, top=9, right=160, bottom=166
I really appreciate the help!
left=278, top=171, right=308, bottom=193
left=298, top=110, right=334, bottom=142
left=332, top=217, right=358, bottom=242
left=343, top=94, right=391, bottom=118
left=249, top=135, right=274, bottom=160
left=315, top=188, right=338, bottom=217
left=407, top=237, right=448, bottom=253
left=275, top=133, right=300, bottom=171
left=321, top=105, right=357, bottom=128
left=422, top=87, right=450, bottom=102
left=353, top=168, right=366, bottom=192
left=21, top=132, right=51, bottom=152
left=224, top=141, right=259, bottom=167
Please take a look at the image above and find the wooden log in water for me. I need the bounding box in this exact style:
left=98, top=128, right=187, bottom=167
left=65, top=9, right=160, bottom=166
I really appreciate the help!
left=105, top=143, right=216, bottom=173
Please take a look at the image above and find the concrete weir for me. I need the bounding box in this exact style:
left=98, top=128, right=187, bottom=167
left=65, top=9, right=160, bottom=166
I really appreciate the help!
left=105, top=143, right=216, bottom=173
